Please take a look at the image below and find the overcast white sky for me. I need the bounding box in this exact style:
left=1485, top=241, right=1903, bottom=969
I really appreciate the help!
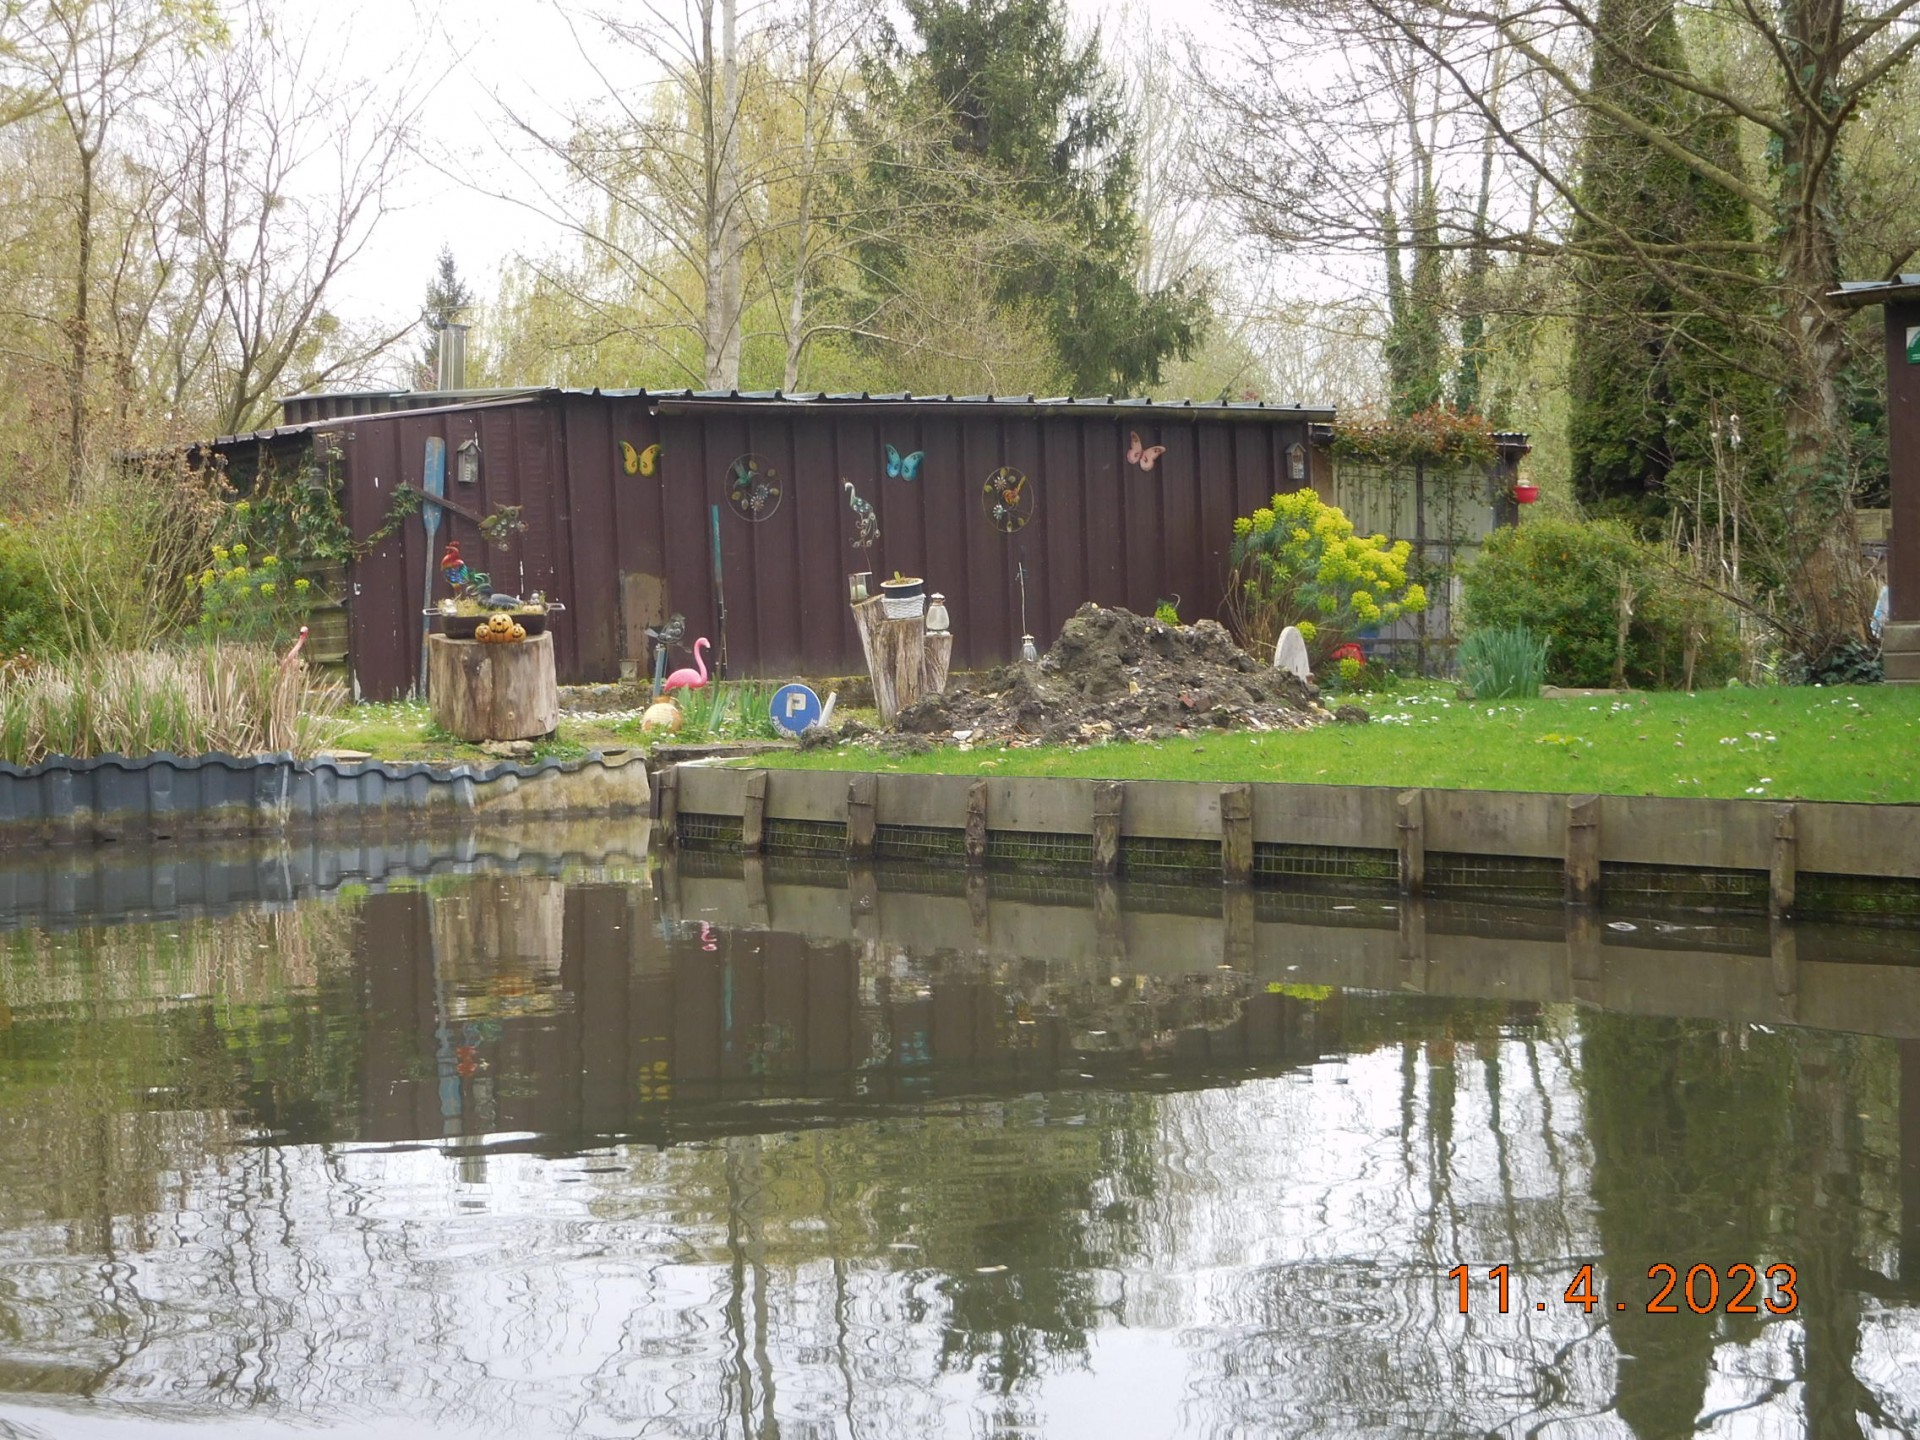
left=311, top=0, right=1219, bottom=336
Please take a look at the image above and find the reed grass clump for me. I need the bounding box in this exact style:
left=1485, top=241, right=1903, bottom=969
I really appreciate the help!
left=0, top=644, right=346, bottom=765
left=1457, top=626, right=1549, bottom=699
left=675, top=681, right=783, bottom=742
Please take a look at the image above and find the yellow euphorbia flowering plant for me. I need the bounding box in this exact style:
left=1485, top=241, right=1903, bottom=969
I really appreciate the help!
left=1228, top=488, right=1428, bottom=660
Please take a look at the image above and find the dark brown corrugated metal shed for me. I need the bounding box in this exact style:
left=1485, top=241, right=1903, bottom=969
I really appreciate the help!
left=264, top=387, right=1511, bottom=701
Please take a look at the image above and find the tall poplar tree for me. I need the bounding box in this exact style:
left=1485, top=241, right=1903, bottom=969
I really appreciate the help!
left=1565, top=0, right=1762, bottom=523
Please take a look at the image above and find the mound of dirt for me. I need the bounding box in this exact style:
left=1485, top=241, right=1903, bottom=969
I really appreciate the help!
left=890, top=603, right=1321, bottom=746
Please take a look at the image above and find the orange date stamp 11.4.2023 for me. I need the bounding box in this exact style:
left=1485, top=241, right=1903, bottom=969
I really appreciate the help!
left=1449, top=1263, right=1799, bottom=1316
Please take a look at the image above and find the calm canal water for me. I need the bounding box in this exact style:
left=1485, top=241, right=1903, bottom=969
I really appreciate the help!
left=0, top=833, right=1916, bottom=1438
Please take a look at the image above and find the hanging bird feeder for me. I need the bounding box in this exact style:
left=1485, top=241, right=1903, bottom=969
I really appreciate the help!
left=1513, top=478, right=1540, bottom=504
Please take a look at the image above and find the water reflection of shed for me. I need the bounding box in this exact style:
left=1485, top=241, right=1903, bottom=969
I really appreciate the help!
left=348, top=877, right=1330, bottom=1148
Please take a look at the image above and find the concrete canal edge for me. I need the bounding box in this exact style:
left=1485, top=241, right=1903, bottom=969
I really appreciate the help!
left=0, top=749, right=649, bottom=848
left=654, top=763, right=1920, bottom=923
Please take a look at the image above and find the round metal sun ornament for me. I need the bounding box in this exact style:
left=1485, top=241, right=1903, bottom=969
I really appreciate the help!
left=725, top=453, right=781, bottom=521
left=981, top=465, right=1034, bottom=532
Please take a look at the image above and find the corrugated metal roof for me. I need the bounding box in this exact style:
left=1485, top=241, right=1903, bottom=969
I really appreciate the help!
left=233, top=387, right=1531, bottom=457
left=279, top=384, right=1340, bottom=426
left=1831, top=275, right=1920, bottom=307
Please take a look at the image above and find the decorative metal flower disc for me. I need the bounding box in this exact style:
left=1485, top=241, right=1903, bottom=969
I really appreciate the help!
left=725, top=453, right=781, bottom=522
left=982, top=466, right=1034, bottom=532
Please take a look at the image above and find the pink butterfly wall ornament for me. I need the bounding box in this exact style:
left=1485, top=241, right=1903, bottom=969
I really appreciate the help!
left=1126, top=431, right=1166, bottom=471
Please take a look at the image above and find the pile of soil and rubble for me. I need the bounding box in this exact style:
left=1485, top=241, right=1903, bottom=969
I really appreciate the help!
left=885, top=603, right=1323, bottom=746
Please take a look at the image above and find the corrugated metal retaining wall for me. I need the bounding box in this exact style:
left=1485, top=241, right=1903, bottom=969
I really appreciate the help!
left=0, top=750, right=649, bottom=848
left=0, top=827, right=652, bottom=931
left=325, top=392, right=1338, bottom=699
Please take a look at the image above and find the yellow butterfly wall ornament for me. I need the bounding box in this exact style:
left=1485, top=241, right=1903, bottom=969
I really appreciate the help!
left=620, top=441, right=662, bottom=476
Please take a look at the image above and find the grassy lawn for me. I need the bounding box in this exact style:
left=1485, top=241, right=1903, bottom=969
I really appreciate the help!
left=327, top=699, right=627, bottom=765
left=763, top=684, right=1920, bottom=805
left=325, top=682, right=802, bottom=765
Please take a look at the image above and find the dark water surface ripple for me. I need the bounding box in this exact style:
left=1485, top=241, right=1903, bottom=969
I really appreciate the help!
left=0, top=837, right=1916, bottom=1437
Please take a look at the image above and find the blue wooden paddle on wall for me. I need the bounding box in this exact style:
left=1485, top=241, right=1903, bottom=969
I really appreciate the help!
left=419, top=436, right=447, bottom=698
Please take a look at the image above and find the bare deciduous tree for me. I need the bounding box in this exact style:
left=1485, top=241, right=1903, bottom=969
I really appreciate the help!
left=1200, top=0, right=1920, bottom=650
left=5, top=0, right=198, bottom=491
left=151, top=0, right=423, bottom=435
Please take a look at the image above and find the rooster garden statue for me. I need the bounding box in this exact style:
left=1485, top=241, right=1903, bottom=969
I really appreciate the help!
left=439, top=540, right=488, bottom=601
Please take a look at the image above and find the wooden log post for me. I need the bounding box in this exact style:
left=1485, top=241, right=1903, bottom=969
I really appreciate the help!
left=742, top=855, right=769, bottom=924
left=1093, top=878, right=1124, bottom=974
left=850, top=596, right=929, bottom=726
left=1224, top=886, right=1255, bottom=971
left=1398, top=896, right=1427, bottom=974
left=1396, top=789, right=1425, bottom=896
left=654, top=767, right=680, bottom=848
left=427, top=632, right=559, bottom=742
left=1770, top=919, right=1799, bottom=1021
left=741, top=771, right=768, bottom=854
left=1565, top=794, right=1602, bottom=906
left=923, top=632, right=955, bottom=696
left=651, top=843, right=680, bottom=908
left=848, top=864, right=879, bottom=936
left=1567, top=907, right=1604, bottom=1003
left=1091, top=781, right=1125, bottom=878
left=1771, top=803, right=1798, bottom=919
left=964, top=780, right=990, bottom=869
left=846, top=773, right=877, bottom=861
left=967, top=869, right=992, bottom=943
left=1220, top=783, right=1254, bottom=886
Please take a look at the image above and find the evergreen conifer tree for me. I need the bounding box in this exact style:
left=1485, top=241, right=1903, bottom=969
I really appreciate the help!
left=861, top=0, right=1205, bottom=393
left=418, top=245, right=476, bottom=388
left=1565, top=0, right=1761, bottom=523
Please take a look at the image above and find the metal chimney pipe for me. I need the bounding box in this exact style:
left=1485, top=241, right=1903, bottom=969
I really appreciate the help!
left=435, top=323, right=469, bottom=392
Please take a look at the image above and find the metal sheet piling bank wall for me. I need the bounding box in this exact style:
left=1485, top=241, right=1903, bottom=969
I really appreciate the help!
left=310, top=391, right=1335, bottom=699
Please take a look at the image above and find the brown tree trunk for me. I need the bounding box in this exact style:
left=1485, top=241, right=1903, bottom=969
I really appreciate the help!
left=427, top=633, right=560, bottom=741
left=1772, top=0, right=1872, bottom=656
left=67, top=145, right=94, bottom=499
left=1776, top=267, right=1871, bottom=652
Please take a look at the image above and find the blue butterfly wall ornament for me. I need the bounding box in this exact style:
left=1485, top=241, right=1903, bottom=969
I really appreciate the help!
left=885, top=443, right=924, bottom=480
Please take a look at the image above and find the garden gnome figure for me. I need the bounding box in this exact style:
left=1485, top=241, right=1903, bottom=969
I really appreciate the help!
left=1273, top=626, right=1313, bottom=681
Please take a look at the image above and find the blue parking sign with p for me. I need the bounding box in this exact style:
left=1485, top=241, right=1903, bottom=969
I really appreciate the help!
left=770, top=683, right=822, bottom=737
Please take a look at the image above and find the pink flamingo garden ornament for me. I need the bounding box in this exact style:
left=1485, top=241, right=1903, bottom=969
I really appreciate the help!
left=662, top=636, right=712, bottom=694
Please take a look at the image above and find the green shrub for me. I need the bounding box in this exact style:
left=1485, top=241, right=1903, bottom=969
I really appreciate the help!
left=1461, top=517, right=1738, bottom=689
left=0, top=522, right=61, bottom=656
left=1227, top=488, right=1428, bottom=660
left=24, top=464, right=224, bottom=656
left=1457, top=626, right=1548, bottom=698
left=192, top=538, right=313, bottom=644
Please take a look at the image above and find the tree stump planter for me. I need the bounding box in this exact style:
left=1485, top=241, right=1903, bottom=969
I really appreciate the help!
left=428, top=632, right=560, bottom=742
left=850, top=595, right=927, bottom=726
left=849, top=595, right=956, bottom=726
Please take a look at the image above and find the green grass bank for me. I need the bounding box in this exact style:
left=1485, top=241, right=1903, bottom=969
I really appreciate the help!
left=762, top=684, right=1920, bottom=806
